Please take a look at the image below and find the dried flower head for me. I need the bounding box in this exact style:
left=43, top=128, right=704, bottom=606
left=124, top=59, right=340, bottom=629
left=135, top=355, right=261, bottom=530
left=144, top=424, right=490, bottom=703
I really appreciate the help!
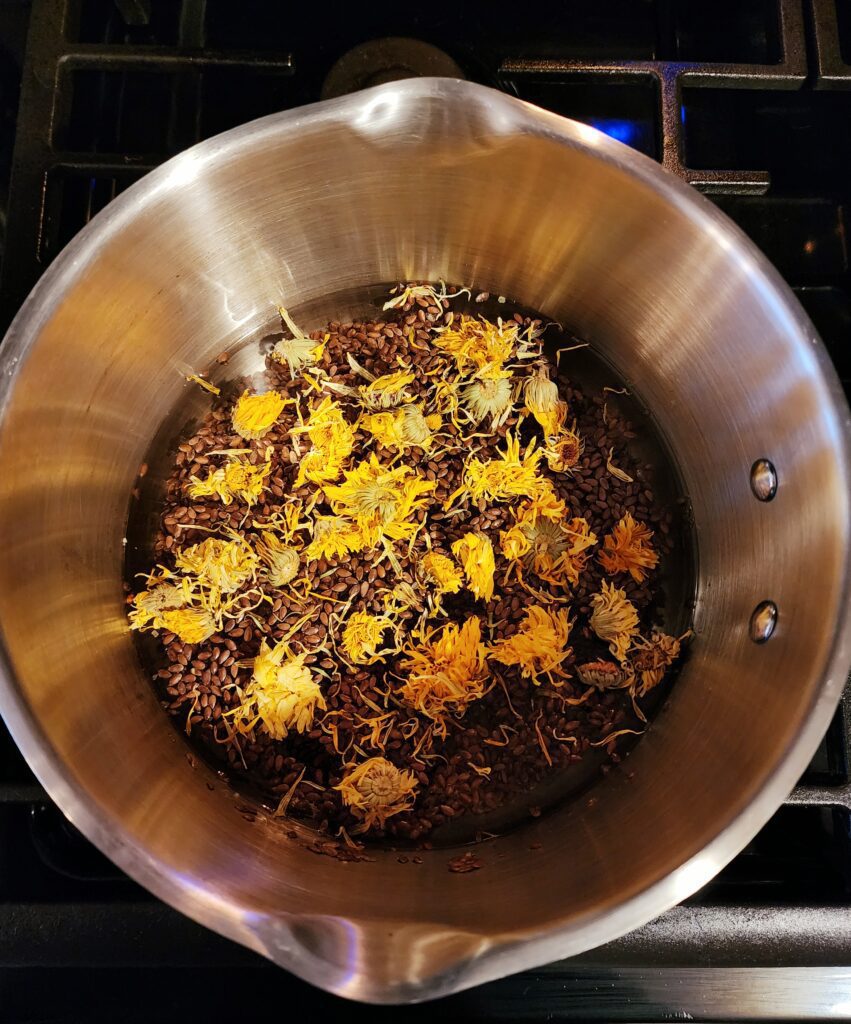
left=231, top=390, right=287, bottom=440
left=188, top=450, right=271, bottom=506
left=420, top=551, right=463, bottom=595
left=341, top=611, right=394, bottom=664
left=360, top=405, right=436, bottom=452
left=489, top=605, right=573, bottom=685
left=255, top=532, right=300, bottom=587
left=449, top=432, right=550, bottom=506
left=461, top=376, right=514, bottom=427
left=360, top=369, right=416, bottom=410
left=128, top=575, right=215, bottom=643
left=434, top=315, right=517, bottom=379
left=382, top=280, right=468, bottom=312
left=577, top=660, right=633, bottom=690
left=500, top=500, right=596, bottom=589
left=304, top=515, right=365, bottom=561
left=524, top=368, right=568, bottom=437
left=158, top=607, right=217, bottom=644
left=599, top=511, right=659, bottom=583
left=629, top=631, right=683, bottom=697
left=292, top=397, right=355, bottom=486
left=335, top=756, right=418, bottom=830
left=128, top=578, right=192, bottom=631
left=398, top=617, right=490, bottom=735
left=128, top=573, right=218, bottom=644
left=451, top=531, right=496, bottom=602
left=271, top=307, right=324, bottom=377
left=545, top=427, right=583, bottom=473
left=324, top=455, right=434, bottom=545
left=383, top=283, right=444, bottom=311
left=499, top=522, right=531, bottom=562
left=232, top=639, right=325, bottom=740
left=590, top=581, right=640, bottom=662
left=174, top=536, right=258, bottom=594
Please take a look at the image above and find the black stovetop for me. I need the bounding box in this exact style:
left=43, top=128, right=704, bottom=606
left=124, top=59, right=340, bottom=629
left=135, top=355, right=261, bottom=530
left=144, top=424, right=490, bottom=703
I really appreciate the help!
left=0, top=1, right=850, bottom=1021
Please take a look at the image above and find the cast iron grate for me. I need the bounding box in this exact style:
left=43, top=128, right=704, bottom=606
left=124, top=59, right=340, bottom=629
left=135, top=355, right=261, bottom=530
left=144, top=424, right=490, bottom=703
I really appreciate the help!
left=0, top=0, right=850, bottom=1020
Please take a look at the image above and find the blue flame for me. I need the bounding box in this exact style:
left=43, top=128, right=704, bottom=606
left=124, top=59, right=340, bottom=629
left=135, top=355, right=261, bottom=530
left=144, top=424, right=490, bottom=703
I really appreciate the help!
left=587, top=118, right=641, bottom=146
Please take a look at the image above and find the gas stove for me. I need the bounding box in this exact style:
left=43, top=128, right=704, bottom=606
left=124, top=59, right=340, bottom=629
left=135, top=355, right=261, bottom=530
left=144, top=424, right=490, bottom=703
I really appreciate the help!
left=0, top=1, right=850, bottom=1020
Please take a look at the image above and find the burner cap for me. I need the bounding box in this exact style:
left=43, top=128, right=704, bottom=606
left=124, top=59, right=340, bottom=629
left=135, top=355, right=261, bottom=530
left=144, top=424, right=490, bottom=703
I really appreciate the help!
left=321, top=37, right=465, bottom=100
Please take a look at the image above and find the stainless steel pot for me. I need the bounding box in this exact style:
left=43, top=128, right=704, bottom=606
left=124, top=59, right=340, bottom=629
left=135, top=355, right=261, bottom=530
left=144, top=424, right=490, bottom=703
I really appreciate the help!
left=0, top=78, right=849, bottom=1004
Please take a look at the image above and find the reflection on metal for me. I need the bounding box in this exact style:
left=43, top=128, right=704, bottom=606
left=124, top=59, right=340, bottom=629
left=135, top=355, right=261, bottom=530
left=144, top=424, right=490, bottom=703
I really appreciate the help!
left=475, top=965, right=851, bottom=1021
left=751, top=459, right=778, bottom=501
left=750, top=601, right=779, bottom=643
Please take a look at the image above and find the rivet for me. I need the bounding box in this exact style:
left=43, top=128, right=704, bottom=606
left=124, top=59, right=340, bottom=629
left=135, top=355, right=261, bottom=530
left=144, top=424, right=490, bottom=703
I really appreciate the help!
left=750, top=459, right=777, bottom=502
left=750, top=601, right=778, bottom=643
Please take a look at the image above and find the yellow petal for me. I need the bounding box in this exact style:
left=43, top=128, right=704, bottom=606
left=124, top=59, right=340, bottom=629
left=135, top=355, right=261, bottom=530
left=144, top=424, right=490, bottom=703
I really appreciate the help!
left=232, top=390, right=287, bottom=440
left=451, top=531, right=495, bottom=602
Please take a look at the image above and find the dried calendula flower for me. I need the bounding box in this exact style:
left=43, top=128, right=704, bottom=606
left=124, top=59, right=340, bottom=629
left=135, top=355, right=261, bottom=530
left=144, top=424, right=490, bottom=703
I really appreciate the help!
left=420, top=551, right=463, bottom=595
left=489, top=605, right=573, bottom=685
left=451, top=531, right=495, bottom=602
left=128, top=578, right=192, bottom=631
left=542, top=516, right=597, bottom=588
left=304, top=515, right=365, bottom=561
left=599, top=511, right=659, bottom=583
left=577, top=660, right=633, bottom=691
left=255, top=532, right=300, bottom=587
left=128, top=577, right=216, bottom=644
left=500, top=498, right=597, bottom=589
left=341, top=611, right=395, bottom=664
left=590, top=580, right=640, bottom=663
left=382, top=280, right=469, bottom=312
left=231, top=389, right=287, bottom=440
left=360, top=405, right=436, bottom=452
left=231, top=639, right=325, bottom=740
left=544, top=426, right=583, bottom=473
left=292, top=397, right=355, bottom=486
left=434, top=314, right=517, bottom=379
left=187, top=449, right=271, bottom=506
left=398, top=617, right=490, bottom=735
left=325, top=455, right=434, bottom=545
left=335, top=756, right=418, bottom=830
left=524, top=367, right=568, bottom=438
left=174, top=536, right=258, bottom=594
left=629, top=631, right=683, bottom=697
left=461, top=376, right=514, bottom=427
left=383, top=282, right=444, bottom=311
left=271, top=306, right=325, bottom=377
left=499, top=521, right=531, bottom=562
left=158, top=606, right=217, bottom=645
left=448, top=432, right=551, bottom=506
left=360, top=369, right=416, bottom=409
